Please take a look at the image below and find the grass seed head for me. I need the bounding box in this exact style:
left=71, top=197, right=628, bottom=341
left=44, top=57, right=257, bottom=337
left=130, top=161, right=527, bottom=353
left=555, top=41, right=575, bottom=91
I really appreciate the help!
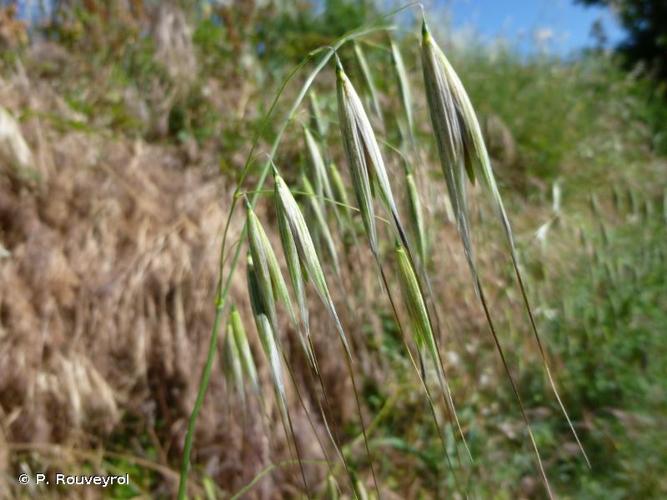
left=395, top=244, right=436, bottom=357
left=337, top=58, right=379, bottom=252
left=246, top=203, right=280, bottom=328
left=247, top=201, right=315, bottom=366
left=276, top=194, right=310, bottom=335
left=274, top=170, right=351, bottom=352
left=275, top=172, right=333, bottom=305
left=336, top=57, right=405, bottom=250
left=246, top=254, right=273, bottom=323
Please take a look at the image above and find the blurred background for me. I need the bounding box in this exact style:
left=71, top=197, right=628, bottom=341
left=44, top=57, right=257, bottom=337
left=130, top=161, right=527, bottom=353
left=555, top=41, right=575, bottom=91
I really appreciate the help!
left=0, top=0, right=665, bottom=498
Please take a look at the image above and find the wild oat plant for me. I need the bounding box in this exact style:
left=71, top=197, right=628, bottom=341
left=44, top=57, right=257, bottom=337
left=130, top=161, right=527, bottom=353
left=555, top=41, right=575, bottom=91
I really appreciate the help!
left=177, top=9, right=593, bottom=499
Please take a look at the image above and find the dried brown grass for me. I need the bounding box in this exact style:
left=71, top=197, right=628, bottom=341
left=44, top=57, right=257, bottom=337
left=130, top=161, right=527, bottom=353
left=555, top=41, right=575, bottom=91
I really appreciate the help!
left=0, top=42, right=511, bottom=496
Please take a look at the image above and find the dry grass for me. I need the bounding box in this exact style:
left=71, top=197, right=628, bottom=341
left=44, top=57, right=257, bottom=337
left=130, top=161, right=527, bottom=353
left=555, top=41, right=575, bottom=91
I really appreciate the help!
left=0, top=64, right=439, bottom=496
left=3, top=6, right=660, bottom=498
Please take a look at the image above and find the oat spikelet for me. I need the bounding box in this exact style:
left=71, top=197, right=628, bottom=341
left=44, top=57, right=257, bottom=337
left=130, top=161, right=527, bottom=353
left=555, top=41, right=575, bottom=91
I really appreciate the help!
left=247, top=201, right=315, bottom=367
left=336, top=57, right=409, bottom=252
left=421, top=18, right=589, bottom=495
left=274, top=171, right=349, bottom=350
left=395, top=244, right=470, bottom=460
left=304, top=126, right=335, bottom=206
left=274, top=168, right=380, bottom=494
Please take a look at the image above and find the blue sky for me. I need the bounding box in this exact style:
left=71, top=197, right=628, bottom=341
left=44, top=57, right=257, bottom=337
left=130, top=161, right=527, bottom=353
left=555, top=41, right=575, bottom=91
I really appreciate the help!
left=441, top=0, right=624, bottom=54
left=18, top=0, right=624, bottom=55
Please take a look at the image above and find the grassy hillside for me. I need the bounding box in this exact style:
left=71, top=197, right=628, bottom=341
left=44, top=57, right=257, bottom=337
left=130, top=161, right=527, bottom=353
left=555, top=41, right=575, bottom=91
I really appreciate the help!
left=0, top=2, right=665, bottom=498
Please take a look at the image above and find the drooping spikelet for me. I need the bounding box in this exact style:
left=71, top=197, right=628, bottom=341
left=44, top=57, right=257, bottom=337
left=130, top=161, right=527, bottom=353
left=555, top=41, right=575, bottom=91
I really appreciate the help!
left=247, top=200, right=315, bottom=366
left=336, top=57, right=407, bottom=252
left=395, top=245, right=436, bottom=358
left=420, top=20, right=471, bottom=235
left=246, top=207, right=277, bottom=329
left=274, top=169, right=379, bottom=492
left=274, top=170, right=350, bottom=353
left=254, top=313, right=286, bottom=417
left=420, top=17, right=589, bottom=494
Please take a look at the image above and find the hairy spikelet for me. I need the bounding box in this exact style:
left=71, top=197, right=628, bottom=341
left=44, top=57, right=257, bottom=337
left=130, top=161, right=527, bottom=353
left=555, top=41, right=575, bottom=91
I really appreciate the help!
left=274, top=170, right=350, bottom=353
left=275, top=169, right=380, bottom=493
left=396, top=243, right=471, bottom=462
left=421, top=17, right=589, bottom=493
left=421, top=22, right=468, bottom=199
left=246, top=207, right=277, bottom=328
left=248, top=202, right=316, bottom=368
left=336, top=59, right=379, bottom=252
left=276, top=198, right=310, bottom=335
left=395, top=245, right=435, bottom=357
left=230, top=306, right=259, bottom=393
left=337, top=57, right=409, bottom=253
left=246, top=255, right=272, bottom=322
